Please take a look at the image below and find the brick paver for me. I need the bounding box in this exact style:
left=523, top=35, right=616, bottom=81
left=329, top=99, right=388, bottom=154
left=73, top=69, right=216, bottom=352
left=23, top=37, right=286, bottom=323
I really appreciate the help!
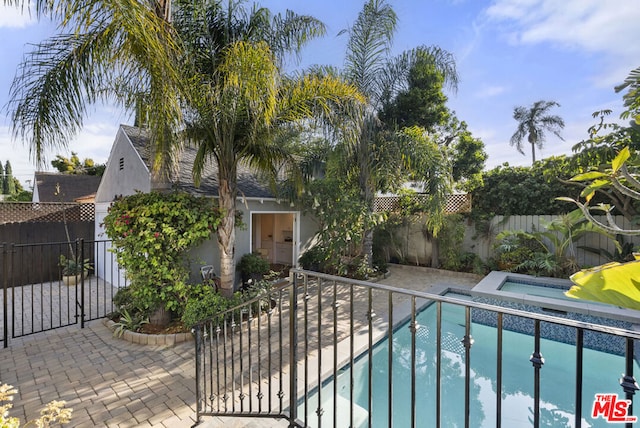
left=0, top=265, right=480, bottom=427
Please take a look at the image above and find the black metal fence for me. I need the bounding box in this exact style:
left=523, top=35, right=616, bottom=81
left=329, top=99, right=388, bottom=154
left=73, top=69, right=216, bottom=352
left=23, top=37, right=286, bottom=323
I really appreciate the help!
left=1, top=239, right=123, bottom=348
left=194, top=269, right=640, bottom=428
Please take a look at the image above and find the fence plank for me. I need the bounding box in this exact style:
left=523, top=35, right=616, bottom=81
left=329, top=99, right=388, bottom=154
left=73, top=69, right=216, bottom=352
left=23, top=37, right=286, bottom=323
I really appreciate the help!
left=462, top=214, right=640, bottom=268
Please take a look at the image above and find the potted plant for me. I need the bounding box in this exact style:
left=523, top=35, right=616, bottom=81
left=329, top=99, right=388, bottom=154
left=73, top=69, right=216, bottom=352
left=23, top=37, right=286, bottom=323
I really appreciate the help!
left=237, top=252, right=270, bottom=286
left=59, top=255, right=92, bottom=286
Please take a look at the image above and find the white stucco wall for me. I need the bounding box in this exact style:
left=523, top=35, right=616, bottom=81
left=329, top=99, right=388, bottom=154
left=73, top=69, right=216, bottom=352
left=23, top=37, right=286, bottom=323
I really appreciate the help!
left=95, top=127, right=151, bottom=203
left=93, top=126, right=321, bottom=288
left=188, top=198, right=319, bottom=284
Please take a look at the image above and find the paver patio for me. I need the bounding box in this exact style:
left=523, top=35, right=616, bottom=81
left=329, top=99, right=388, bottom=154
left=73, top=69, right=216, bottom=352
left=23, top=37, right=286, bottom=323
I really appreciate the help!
left=0, top=265, right=480, bottom=427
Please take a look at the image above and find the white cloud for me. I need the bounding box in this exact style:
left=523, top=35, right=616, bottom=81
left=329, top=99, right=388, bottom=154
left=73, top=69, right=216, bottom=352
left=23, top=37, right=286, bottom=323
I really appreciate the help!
left=484, top=0, right=640, bottom=82
left=0, top=5, right=35, bottom=28
left=484, top=0, right=640, bottom=93
left=474, top=85, right=508, bottom=98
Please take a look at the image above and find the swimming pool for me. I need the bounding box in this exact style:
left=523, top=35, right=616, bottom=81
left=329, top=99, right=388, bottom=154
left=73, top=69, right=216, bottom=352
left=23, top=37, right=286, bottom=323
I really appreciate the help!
left=301, top=298, right=638, bottom=427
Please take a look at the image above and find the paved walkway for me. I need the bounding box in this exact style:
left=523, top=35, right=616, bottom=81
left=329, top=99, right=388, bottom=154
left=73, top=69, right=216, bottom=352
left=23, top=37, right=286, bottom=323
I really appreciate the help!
left=0, top=265, right=481, bottom=427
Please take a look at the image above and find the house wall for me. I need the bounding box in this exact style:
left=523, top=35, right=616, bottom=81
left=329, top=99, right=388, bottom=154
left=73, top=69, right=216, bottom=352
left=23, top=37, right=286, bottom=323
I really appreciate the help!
left=93, top=126, right=321, bottom=288
left=94, top=202, right=128, bottom=288
left=188, top=199, right=319, bottom=284
left=32, top=183, right=40, bottom=202
left=95, top=127, right=151, bottom=203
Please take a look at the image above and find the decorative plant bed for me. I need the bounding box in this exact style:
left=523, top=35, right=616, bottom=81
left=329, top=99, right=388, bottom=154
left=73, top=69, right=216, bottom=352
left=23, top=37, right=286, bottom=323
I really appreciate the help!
left=103, top=319, right=193, bottom=346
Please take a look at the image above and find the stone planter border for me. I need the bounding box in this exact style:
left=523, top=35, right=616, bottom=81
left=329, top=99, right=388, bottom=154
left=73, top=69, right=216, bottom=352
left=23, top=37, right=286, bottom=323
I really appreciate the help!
left=103, top=319, right=193, bottom=346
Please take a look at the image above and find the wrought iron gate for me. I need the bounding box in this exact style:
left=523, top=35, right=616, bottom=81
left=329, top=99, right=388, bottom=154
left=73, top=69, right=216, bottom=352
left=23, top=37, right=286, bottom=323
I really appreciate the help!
left=1, top=239, right=123, bottom=348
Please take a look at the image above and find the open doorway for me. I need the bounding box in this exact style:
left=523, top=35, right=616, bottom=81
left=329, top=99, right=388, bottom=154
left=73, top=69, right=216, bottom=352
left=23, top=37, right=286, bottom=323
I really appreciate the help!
left=251, top=212, right=297, bottom=268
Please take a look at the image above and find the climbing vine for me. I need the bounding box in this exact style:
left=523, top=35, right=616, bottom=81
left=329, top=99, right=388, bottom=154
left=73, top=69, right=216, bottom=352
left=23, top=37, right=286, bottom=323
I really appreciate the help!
left=102, top=191, right=222, bottom=315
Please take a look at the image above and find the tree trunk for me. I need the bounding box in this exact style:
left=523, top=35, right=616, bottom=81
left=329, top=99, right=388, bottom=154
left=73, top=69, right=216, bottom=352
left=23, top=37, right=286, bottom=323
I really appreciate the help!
left=217, top=165, right=237, bottom=298
left=531, top=142, right=536, bottom=164
left=360, top=151, right=375, bottom=269
left=529, top=134, right=536, bottom=164
left=431, top=237, right=440, bottom=268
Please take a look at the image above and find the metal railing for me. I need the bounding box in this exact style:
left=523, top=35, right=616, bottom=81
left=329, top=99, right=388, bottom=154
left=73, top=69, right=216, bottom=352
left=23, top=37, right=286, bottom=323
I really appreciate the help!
left=1, top=239, right=123, bottom=347
left=194, top=269, right=640, bottom=428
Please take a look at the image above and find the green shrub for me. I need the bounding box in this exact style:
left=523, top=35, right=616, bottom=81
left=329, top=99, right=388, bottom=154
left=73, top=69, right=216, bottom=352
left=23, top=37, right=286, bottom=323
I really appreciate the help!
left=344, top=255, right=375, bottom=280
left=458, top=252, right=488, bottom=275
left=439, top=214, right=465, bottom=271
left=493, top=232, right=544, bottom=272
left=112, top=309, right=149, bottom=337
left=112, top=286, right=145, bottom=316
left=241, top=272, right=281, bottom=314
left=299, top=246, right=328, bottom=272
left=102, top=191, right=222, bottom=317
left=237, top=252, right=270, bottom=276
left=182, top=288, right=241, bottom=328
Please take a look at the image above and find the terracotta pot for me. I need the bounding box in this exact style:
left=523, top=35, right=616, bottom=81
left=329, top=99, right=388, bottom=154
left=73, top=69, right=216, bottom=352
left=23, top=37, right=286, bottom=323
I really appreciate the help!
left=62, top=271, right=88, bottom=286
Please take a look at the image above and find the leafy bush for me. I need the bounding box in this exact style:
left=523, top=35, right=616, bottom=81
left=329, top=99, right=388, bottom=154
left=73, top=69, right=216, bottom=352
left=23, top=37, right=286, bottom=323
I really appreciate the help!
left=493, top=232, right=545, bottom=272
left=439, top=214, right=466, bottom=271
left=299, top=246, right=329, bottom=272
left=458, top=252, right=488, bottom=275
left=181, top=287, right=236, bottom=328
left=342, top=255, right=375, bottom=280
left=59, top=255, right=92, bottom=276
left=237, top=252, right=270, bottom=277
left=112, top=286, right=145, bottom=316
left=468, top=157, right=582, bottom=217
left=112, top=309, right=149, bottom=337
left=297, top=179, right=384, bottom=276
left=241, top=272, right=281, bottom=313
left=102, top=191, right=222, bottom=318
left=372, top=252, right=388, bottom=275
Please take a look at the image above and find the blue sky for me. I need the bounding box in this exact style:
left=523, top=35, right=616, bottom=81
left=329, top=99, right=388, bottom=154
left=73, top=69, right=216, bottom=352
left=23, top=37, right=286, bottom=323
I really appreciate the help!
left=1, top=0, right=639, bottom=187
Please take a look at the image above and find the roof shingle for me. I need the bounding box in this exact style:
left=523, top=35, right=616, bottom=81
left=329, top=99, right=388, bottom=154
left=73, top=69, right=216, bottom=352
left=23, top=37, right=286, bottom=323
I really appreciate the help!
left=121, top=125, right=275, bottom=199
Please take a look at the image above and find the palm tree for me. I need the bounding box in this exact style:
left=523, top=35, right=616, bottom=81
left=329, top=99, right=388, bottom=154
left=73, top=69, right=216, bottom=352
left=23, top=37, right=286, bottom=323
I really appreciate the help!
left=337, top=0, right=458, bottom=267
left=4, top=0, right=182, bottom=177
left=510, top=100, right=565, bottom=164
left=6, top=0, right=361, bottom=295
left=173, top=0, right=362, bottom=296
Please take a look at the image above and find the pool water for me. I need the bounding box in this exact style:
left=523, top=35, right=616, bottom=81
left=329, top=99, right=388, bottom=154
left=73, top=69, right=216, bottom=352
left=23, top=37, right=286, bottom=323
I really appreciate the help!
left=302, top=299, right=637, bottom=427
left=501, top=281, right=574, bottom=300
left=500, top=281, right=614, bottom=309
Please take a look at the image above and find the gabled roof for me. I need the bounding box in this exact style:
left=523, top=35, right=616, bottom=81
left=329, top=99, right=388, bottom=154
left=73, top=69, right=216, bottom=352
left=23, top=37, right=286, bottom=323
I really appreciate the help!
left=121, top=125, right=274, bottom=199
left=34, top=172, right=102, bottom=202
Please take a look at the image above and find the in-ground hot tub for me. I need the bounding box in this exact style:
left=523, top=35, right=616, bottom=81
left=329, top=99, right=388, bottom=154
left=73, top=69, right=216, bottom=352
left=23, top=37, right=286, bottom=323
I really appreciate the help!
left=469, top=271, right=640, bottom=355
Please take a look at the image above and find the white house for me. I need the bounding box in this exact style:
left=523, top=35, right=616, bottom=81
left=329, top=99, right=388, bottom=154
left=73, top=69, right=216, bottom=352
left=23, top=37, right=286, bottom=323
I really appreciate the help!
left=95, top=124, right=319, bottom=285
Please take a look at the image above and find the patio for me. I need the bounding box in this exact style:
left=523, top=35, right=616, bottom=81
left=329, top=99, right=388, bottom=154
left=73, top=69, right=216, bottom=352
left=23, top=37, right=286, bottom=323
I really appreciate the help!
left=0, top=265, right=480, bottom=427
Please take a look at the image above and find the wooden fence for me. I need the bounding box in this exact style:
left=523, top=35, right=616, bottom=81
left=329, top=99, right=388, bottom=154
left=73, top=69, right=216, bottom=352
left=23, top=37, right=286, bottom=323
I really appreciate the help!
left=0, top=202, right=95, bottom=286
left=461, top=214, right=640, bottom=268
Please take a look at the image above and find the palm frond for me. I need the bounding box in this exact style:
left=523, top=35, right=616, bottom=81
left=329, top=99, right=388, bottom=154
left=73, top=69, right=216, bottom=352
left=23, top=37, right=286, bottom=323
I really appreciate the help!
left=341, top=0, right=397, bottom=99
left=9, top=29, right=113, bottom=166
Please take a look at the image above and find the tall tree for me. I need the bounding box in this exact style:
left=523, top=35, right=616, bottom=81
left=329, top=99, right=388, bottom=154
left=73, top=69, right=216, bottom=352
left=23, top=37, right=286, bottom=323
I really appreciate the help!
left=3, top=161, right=15, bottom=195
left=4, top=0, right=182, bottom=176
left=437, top=118, right=487, bottom=188
left=51, top=152, right=106, bottom=175
left=510, top=100, right=565, bottom=164
left=337, top=0, right=459, bottom=267
left=0, top=162, right=4, bottom=195
left=174, top=0, right=361, bottom=295
left=379, top=53, right=450, bottom=131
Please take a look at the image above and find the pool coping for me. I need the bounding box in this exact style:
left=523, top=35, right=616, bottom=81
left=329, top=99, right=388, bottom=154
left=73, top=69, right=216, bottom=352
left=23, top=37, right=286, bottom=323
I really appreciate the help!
left=472, top=271, right=640, bottom=324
